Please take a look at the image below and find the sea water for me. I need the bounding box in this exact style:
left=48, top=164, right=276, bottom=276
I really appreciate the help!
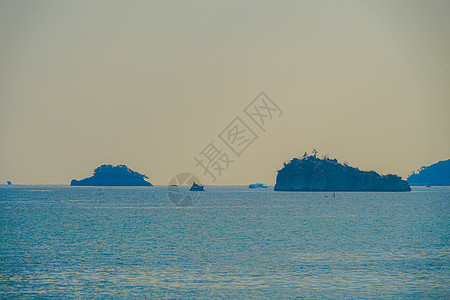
left=0, top=185, right=448, bottom=299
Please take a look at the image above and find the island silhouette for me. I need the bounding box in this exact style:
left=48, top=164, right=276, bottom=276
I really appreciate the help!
left=275, top=153, right=410, bottom=192
left=407, top=159, right=450, bottom=186
left=189, top=182, right=205, bottom=191
left=70, top=164, right=152, bottom=186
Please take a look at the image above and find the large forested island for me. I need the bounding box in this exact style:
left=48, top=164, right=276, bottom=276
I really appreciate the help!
left=274, top=154, right=410, bottom=191
left=70, top=164, right=152, bottom=186
left=407, top=159, right=450, bottom=186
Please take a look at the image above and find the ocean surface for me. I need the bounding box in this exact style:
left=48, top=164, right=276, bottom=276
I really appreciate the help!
left=0, top=185, right=448, bottom=299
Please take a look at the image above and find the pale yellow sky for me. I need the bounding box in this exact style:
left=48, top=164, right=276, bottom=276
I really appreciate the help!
left=1, top=1, right=449, bottom=185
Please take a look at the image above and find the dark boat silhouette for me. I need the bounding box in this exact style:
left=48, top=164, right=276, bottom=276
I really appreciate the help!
left=189, top=182, right=205, bottom=191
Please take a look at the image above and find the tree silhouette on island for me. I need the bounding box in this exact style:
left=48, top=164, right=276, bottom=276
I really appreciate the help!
left=70, top=164, right=152, bottom=186
left=275, top=152, right=410, bottom=192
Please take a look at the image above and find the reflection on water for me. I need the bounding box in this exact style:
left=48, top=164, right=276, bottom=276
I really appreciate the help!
left=0, top=186, right=449, bottom=298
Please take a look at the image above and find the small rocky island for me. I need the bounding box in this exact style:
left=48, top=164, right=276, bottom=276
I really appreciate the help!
left=189, top=182, right=205, bottom=191
left=274, top=153, right=410, bottom=191
left=70, top=164, right=152, bottom=186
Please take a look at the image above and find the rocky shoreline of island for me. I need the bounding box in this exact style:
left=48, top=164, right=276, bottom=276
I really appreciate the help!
left=274, top=154, right=410, bottom=192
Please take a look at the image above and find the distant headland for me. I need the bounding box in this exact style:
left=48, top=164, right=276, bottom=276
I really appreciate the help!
left=70, top=164, right=152, bottom=186
left=274, top=152, right=410, bottom=192
left=407, top=159, right=450, bottom=186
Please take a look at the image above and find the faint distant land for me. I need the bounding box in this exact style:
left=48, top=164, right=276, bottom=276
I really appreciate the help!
left=274, top=151, right=410, bottom=192
left=407, top=159, right=450, bottom=186
left=70, top=164, right=152, bottom=186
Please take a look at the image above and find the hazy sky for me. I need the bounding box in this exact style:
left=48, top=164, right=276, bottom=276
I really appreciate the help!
left=1, top=0, right=449, bottom=185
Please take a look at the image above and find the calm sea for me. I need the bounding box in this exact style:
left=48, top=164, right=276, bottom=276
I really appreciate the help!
left=0, top=185, right=448, bottom=299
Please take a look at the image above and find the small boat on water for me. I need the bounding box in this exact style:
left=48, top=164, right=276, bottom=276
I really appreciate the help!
left=249, top=182, right=267, bottom=189
left=189, top=182, right=205, bottom=191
